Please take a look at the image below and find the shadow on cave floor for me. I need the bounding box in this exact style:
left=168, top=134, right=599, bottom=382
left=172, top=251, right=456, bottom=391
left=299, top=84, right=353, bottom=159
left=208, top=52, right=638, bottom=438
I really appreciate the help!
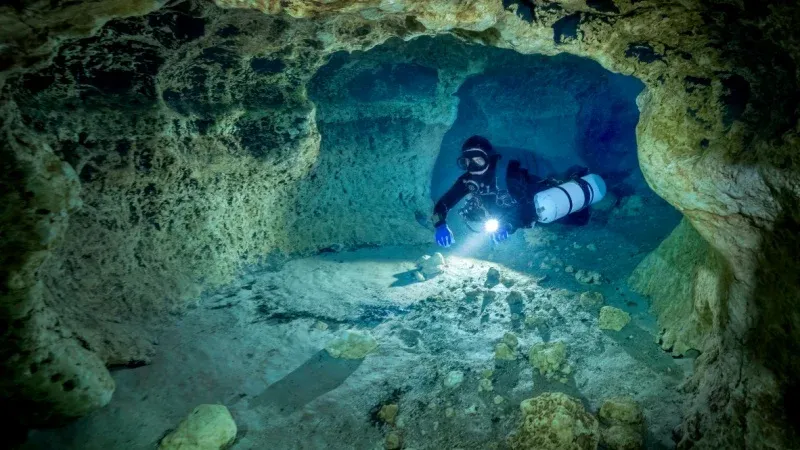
left=23, top=199, right=690, bottom=450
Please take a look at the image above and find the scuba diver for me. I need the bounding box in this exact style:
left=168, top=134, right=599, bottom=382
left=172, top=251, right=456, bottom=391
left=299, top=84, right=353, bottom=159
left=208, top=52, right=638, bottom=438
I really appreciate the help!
left=433, top=135, right=605, bottom=247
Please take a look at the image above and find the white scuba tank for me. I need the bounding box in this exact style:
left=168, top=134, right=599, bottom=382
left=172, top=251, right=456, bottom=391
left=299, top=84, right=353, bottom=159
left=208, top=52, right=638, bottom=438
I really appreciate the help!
left=534, top=174, right=607, bottom=224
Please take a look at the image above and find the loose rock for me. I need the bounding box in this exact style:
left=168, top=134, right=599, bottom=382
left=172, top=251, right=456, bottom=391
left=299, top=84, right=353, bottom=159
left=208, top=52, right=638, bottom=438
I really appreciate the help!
left=599, top=397, right=644, bottom=426
left=598, top=398, right=645, bottom=450
left=575, top=270, right=603, bottom=285
left=528, top=341, right=568, bottom=380
left=385, top=430, right=402, bottom=449
left=416, top=253, right=446, bottom=278
left=602, top=425, right=643, bottom=450
left=599, top=306, right=631, bottom=331
left=509, top=392, right=599, bottom=450
left=158, top=404, right=237, bottom=450
left=379, top=404, right=399, bottom=426
left=325, top=330, right=379, bottom=359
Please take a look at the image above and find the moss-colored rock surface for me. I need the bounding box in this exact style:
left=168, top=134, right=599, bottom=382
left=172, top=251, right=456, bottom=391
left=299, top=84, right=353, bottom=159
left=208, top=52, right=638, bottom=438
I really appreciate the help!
left=1, top=0, right=799, bottom=446
left=598, top=397, right=644, bottom=450
left=599, top=397, right=644, bottom=426
left=601, top=425, right=643, bottom=450
left=528, top=341, right=568, bottom=380
left=510, top=392, right=599, bottom=450
left=598, top=306, right=631, bottom=331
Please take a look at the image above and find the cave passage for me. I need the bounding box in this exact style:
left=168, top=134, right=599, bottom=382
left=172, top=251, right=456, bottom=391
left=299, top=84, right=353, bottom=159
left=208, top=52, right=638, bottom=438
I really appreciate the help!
left=23, top=34, right=687, bottom=450
left=432, top=51, right=645, bottom=203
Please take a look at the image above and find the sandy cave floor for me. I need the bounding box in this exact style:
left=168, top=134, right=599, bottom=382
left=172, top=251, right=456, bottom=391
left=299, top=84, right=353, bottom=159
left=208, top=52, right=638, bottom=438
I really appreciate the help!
left=25, top=194, right=691, bottom=450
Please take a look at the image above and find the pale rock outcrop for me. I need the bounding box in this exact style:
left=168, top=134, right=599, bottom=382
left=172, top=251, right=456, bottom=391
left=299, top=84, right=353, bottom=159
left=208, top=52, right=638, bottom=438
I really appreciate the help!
left=629, top=219, right=715, bottom=355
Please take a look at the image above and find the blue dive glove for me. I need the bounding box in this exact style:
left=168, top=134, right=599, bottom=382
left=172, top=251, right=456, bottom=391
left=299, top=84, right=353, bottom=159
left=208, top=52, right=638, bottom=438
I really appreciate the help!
left=435, top=224, right=454, bottom=247
left=491, top=225, right=509, bottom=243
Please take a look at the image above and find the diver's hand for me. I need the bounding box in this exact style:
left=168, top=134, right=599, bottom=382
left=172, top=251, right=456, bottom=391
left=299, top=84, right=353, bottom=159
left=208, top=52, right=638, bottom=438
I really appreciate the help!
left=435, top=224, right=454, bottom=247
left=491, top=225, right=510, bottom=243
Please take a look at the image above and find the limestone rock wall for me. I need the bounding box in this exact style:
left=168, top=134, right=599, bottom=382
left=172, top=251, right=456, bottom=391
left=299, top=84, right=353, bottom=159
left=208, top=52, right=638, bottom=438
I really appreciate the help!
left=628, top=218, right=728, bottom=356
left=1, top=0, right=799, bottom=447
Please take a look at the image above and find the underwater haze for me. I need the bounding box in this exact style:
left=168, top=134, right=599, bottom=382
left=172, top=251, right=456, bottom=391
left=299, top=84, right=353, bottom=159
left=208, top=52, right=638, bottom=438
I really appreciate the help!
left=16, top=30, right=688, bottom=450
left=7, top=0, right=800, bottom=448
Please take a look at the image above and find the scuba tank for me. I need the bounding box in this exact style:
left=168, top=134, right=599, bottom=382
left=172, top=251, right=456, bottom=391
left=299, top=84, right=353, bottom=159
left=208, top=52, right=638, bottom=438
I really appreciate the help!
left=534, top=174, right=607, bottom=224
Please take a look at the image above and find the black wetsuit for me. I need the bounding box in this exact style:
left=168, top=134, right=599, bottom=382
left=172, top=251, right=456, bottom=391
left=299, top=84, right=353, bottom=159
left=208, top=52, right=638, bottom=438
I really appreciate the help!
left=433, top=156, right=589, bottom=231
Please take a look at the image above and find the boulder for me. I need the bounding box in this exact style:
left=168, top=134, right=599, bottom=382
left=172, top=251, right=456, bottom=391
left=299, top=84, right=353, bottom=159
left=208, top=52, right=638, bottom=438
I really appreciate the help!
left=378, top=404, right=399, bottom=426
left=613, top=195, right=644, bottom=217
left=416, top=252, right=446, bottom=278
left=385, top=430, right=402, bottom=449
left=599, top=307, right=631, bottom=332
left=598, top=398, right=645, bottom=450
left=509, top=392, right=599, bottom=450
left=602, top=425, right=643, bottom=450
left=528, top=341, right=568, bottom=380
left=598, top=397, right=644, bottom=426
left=158, top=404, right=237, bottom=450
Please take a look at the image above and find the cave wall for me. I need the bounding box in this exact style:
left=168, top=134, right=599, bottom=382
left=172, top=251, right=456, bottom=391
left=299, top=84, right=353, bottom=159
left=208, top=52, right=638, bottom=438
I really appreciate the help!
left=0, top=1, right=423, bottom=425
left=294, top=38, right=463, bottom=253
left=1, top=0, right=800, bottom=448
